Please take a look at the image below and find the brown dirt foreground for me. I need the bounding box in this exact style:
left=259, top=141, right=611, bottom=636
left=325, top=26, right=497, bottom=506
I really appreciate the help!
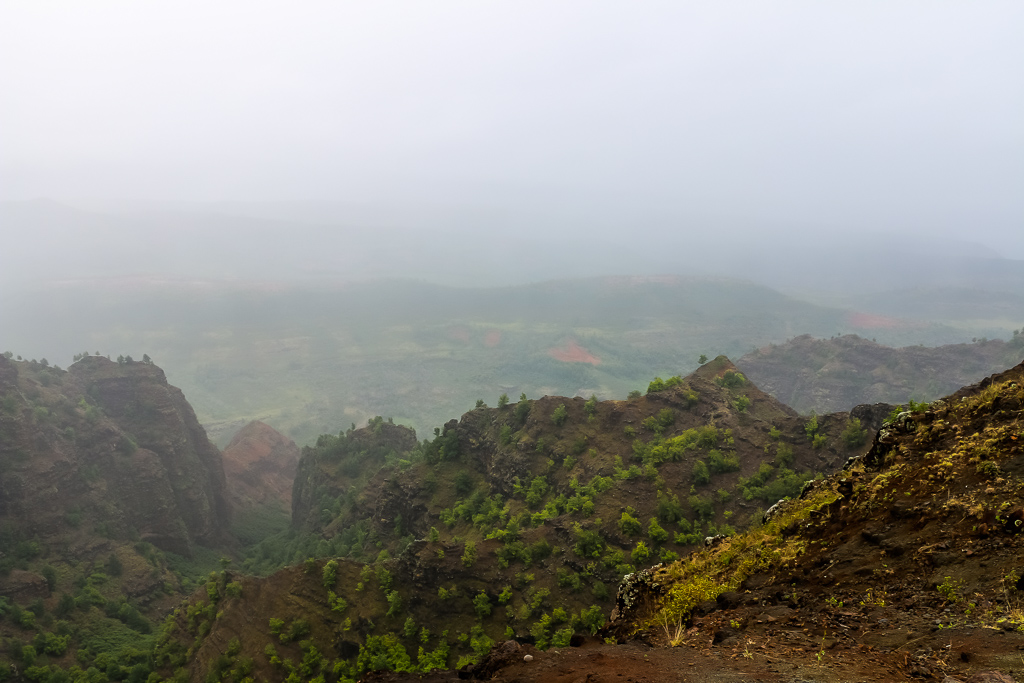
left=360, top=630, right=1022, bottom=682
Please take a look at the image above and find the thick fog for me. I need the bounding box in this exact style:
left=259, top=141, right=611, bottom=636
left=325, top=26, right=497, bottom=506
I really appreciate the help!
left=2, top=2, right=1022, bottom=275
left=4, top=2, right=1024, bottom=446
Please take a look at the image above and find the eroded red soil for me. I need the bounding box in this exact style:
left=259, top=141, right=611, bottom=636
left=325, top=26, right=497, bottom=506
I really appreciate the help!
left=548, top=340, right=601, bottom=365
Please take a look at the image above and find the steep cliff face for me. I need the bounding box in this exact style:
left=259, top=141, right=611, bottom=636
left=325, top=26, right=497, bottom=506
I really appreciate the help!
left=0, top=354, right=230, bottom=558
left=222, top=420, right=300, bottom=513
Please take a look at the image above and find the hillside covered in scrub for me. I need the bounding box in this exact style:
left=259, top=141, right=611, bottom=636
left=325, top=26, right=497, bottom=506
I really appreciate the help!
left=13, top=348, right=1023, bottom=682
left=589, top=358, right=1024, bottom=681
left=149, top=356, right=881, bottom=682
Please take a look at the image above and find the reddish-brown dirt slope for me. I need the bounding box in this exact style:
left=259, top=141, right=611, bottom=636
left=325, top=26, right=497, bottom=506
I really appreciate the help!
left=221, top=420, right=300, bottom=513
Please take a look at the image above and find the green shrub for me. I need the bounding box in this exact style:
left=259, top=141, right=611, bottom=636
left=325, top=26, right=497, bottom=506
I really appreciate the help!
left=656, top=492, right=684, bottom=523
left=284, top=618, right=310, bottom=643
left=357, top=633, right=413, bottom=673
left=619, top=510, right=642, bottom=536
left=715, top=370, right=747, bottom=388
left=551, top=628, right=573, bottom=648
left=454, top=471, right=474, bottom=496
left=525, top=476, right=549, bottom=509
left=551, top=404, right=568, bottom=427
left=322, top=559, right=338, bottom=588
left=692, top=460, right=710, bottom=486
left=461, top=541, right=477, bottom=568
left=578, top=604, right=604, bottom=634
left=473, top=591, right=492, bottom=619
left=573, top=528, right=603, bottom=558
left=529, top=540, right=552, bottom=562
left=706, top=449, right=739, bottom=473
left=688, top=494, right=714, bottom=521
left=631, top=541, right=652, bottom=564
left=647, top=376, right=682, bottom=394
left=804, top=414, right=819, bottom=439
left=647, top=518, right=668, bottom=545
left=386, top=590, right=403, bottom=618
left=328, top=590, right=347, bottom=612
left=376, top=565, right=393, bottom=590
left=840, top=418, right=868, bottom=448
left=41, top=566, right=57, bottom=592
left=515, top=395, right=531, bottom=424
left=556, top=568, right=583, bottom=592
left=738, top=464, right=814, bottom=503
left=641, top=408, right=675, bottom=434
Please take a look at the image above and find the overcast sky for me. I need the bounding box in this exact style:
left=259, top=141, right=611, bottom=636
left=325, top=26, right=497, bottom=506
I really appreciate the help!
left=2, top=2, right=1022, bottom=254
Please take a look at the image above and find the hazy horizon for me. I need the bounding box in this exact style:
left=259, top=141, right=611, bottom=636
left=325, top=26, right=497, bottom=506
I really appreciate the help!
left=3, top=2, right=1023, bottom=270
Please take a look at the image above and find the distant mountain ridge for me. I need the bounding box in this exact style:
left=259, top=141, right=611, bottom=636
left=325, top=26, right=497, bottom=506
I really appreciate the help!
left=2, top=274, right=979, bottom=448
left=738, top=333, right=1024, bottom=414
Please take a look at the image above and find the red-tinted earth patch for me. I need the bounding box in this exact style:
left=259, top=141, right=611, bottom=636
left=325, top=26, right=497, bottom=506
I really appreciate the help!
left=548, top=340, right=601, bottom=365
left=484, top=330, right=502, bottom=347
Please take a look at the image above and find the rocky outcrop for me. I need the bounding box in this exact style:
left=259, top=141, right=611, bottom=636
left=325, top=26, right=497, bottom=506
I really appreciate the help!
left=0, top=570, right=48, bottom=602
left=0, top=354, right=230, bottom=557
left=291, top=421, right=418, bottom=531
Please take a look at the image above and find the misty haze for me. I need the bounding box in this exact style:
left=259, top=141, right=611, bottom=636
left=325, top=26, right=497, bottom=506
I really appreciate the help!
left=1, top=3, right=1023, bottom=682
